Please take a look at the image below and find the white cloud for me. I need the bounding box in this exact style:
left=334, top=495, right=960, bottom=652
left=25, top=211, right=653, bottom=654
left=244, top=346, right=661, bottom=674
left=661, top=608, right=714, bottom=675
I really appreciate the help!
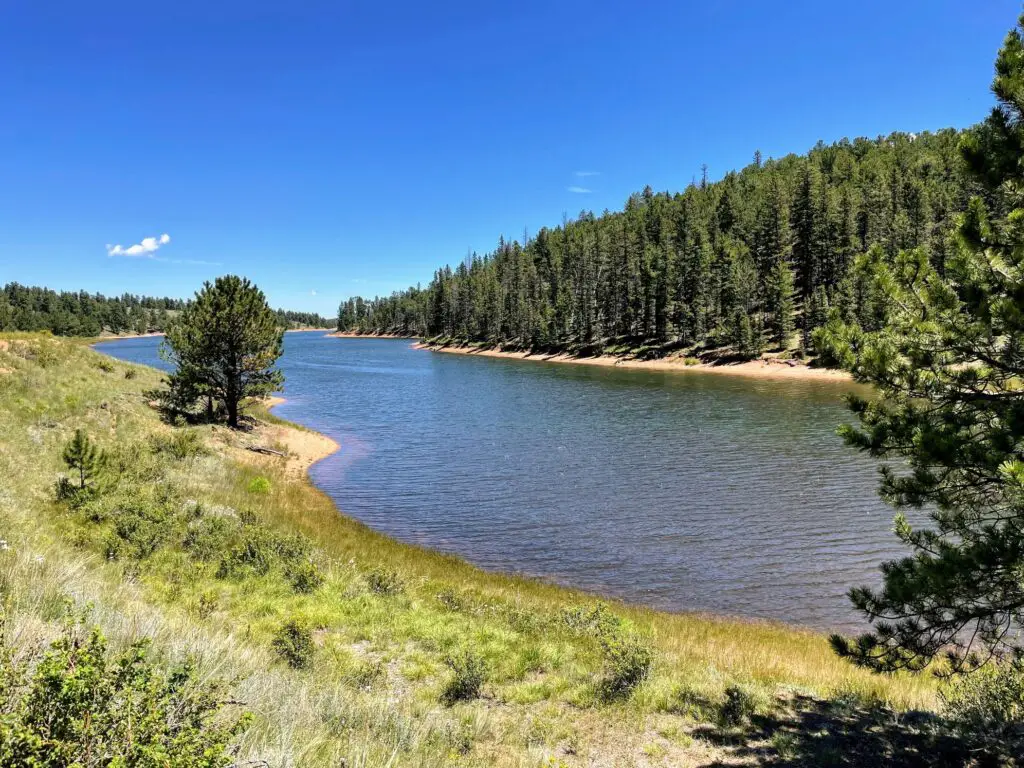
left=574, top=170, right=600, bottom=177
left=567, top=186, right=592, bottom=194
left=106, top=233, right=171, bottom=258
left=310, top=289, right=318, bottom=296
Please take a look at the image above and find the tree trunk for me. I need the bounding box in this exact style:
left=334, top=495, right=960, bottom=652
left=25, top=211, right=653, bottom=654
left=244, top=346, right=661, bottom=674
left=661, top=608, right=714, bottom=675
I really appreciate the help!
left=226, top=398, right=239, bottom=429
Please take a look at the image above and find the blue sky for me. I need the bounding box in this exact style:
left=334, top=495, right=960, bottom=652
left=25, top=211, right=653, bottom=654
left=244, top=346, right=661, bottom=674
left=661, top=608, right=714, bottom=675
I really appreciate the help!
left=0, top=1, right=1017, bottom=316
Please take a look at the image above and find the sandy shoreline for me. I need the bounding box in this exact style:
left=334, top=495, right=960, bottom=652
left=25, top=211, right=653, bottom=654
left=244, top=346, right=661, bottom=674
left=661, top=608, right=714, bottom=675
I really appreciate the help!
left=413, top=342, right=853, bottom=382
left=93, top=327, right=330, bottom=344
left=327, top=331, right=417, bottom=339
left=248, top=394, right=340, bottom=476
left=92, top=331, right=165, bottom=343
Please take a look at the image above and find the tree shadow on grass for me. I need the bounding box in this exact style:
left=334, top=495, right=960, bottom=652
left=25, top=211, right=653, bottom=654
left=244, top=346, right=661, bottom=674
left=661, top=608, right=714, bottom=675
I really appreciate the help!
left=695, top=694, right=1012, bottom=768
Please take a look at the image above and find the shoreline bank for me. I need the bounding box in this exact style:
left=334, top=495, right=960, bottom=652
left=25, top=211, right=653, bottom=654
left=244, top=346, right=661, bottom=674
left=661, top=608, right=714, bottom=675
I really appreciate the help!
left=327, top=330, right=418, bottom=339
left=413, top=341, right=854, bottom=382
left=91, top=331, right=165, bottom=343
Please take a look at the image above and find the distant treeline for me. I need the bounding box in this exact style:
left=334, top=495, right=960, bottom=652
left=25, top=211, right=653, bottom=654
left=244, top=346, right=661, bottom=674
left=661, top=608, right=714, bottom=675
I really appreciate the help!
left=272, top=309, right=334, bottom=329
left=338, top=129, right=980, bottom=357
left=0, top=283, right=332, bottom=336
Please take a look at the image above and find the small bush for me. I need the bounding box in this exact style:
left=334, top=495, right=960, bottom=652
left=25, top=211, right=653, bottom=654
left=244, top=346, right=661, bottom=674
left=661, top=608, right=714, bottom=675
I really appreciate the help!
left=95, top=358, right=115, bottom=373
left=561, top=602, right=622, bottom=637
left=719, top=685, right=757, bottom=728
left=441, top=648, right=487, bottom=705
left=124, top=368, right=138, bottom=380
left=54, top=476, right=77, bottom=501
left=216, top=524, right=307, bottom=579
left=285, top=558, right=324, bottom=594
left=247, top=476, right=271, bottom=494
left=940, top=660, right=1024, bottom=756
left=272, top=619, right=315, bottom=669
left=25, top=341, right=59, bottom=368
left=366, top=567, right=403, bottom=596
left=197, top=590, right=219, bottom=619
left=598, top=631, right=653, bottom=700
left=107, top=500, right=171, bottom=560
left=770, top=730, right=798, bottom=760
left=151, top=429, right=206, bottom=460
left=348, top=660, right=385, bottom=690
left=0, top=613, right=246, bottom=765
left=436, top=587, right=464, bottom=611
left=183, top=516, right=235, bottom=561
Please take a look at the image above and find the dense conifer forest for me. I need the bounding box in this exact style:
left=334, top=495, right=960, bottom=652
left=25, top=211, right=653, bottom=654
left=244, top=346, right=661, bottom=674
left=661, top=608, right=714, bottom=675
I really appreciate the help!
left=338, top=129, right=981, bottom=359
left=0, top=282, right=331, bottom=336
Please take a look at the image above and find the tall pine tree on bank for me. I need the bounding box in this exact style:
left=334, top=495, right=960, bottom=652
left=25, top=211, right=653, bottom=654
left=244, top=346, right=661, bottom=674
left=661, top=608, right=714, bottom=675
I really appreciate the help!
left=162, top=276, right=284, bottom=429
left=824, top=15, right=1024, bottom=674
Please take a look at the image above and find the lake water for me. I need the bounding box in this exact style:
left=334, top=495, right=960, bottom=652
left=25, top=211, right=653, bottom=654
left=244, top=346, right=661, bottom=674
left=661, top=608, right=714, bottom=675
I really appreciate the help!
left=98, top=332, right=901, bottom=632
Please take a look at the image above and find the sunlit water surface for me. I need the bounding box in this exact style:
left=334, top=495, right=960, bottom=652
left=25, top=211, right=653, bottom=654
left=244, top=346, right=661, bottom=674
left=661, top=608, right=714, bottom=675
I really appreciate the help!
left=98, top=333, right=900, bottom=631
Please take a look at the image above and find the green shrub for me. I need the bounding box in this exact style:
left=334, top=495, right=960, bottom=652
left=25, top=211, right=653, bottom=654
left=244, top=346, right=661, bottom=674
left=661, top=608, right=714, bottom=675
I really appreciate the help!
left=0, top=613, right=246, bottom=766
left=440, top=648, right=487, bottom=705
left=183, top=516, right=235, bottom=561
left=285, top=558, right=324, bottom=594
left=107, top=500, right=171, bottom=560
left=151, top=429, right=207, bottom=460
left=770, top=730, right=798, bottom=760
left=53, top=476, right=77, bottom=502
left=561, top=602, right=622, bottom=637
left=247, top=476, right=271, bottom=494
left=436, top=587, right=465, bottom=611
left=124, top=368, right=138, bottom=380
left=95, top=358, right=115, bottom=373
left=347, top=659, right=385, bottom=690
left=598, top=631, right=653, bottom=700
left=216, top=523, right=315, bottom=581
left=940, top=660, right=1024, bottom=756
left=26, top=341, right=59, bottom=368
left=272, top=619, right=314, bottom=669
left=719, top=685, right=757, bottom=728
left=366, top=567, right=403, bottom=596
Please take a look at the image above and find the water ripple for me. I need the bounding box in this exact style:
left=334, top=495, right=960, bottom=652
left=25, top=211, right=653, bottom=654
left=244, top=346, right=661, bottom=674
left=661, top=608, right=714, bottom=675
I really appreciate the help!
left=100, top=334, right=906, bottom=633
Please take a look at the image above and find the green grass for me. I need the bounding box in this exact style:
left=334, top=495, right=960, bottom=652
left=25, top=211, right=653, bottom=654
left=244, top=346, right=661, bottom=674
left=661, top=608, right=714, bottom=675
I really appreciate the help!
left=0, top=332, right=940, bottom=766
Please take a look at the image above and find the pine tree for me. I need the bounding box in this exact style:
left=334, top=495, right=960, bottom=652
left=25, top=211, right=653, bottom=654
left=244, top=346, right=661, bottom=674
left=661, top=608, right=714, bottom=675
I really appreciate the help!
left=827, top=15, right=1024, bottom=673
left=162, top=276, right=284, bottom=429
left=765, top=258, right=795, bottom=349
left=63, top=429, right=105, bottom=490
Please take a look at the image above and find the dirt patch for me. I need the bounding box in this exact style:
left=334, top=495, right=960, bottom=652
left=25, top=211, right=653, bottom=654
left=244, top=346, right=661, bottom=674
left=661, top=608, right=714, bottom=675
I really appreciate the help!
left=226, top=419, right=339, bottom=478
left=414, top=343, right=853, bottom=382
left=329, top=331, right=417, bottom=339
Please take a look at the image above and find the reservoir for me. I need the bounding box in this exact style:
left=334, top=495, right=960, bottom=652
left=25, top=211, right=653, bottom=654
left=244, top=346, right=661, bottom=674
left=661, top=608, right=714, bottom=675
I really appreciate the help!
left=99, top=333, right=900, bottom=632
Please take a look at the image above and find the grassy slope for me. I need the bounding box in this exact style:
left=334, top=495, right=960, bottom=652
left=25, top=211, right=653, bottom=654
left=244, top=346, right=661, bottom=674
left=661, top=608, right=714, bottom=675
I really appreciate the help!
left=0, top=333, right=938, bottom=767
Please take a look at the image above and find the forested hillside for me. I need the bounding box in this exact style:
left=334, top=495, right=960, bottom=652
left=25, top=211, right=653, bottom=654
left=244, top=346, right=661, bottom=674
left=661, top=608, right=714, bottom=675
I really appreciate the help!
left=0, top=283, right=332, bottom=336
left=338, top=129, right=980, bottom=358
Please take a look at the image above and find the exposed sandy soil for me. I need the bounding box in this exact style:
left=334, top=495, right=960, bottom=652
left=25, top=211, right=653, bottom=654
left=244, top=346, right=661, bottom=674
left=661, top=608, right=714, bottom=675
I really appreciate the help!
left=225, top=416, right=339, bottom=478
left=413, top=342, right=854, bottom=382
left=241, top=396, right=340, bottom=476
left=92, top=331, right=166, bottom=342
left=327, top=331, right=417, bottom=339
